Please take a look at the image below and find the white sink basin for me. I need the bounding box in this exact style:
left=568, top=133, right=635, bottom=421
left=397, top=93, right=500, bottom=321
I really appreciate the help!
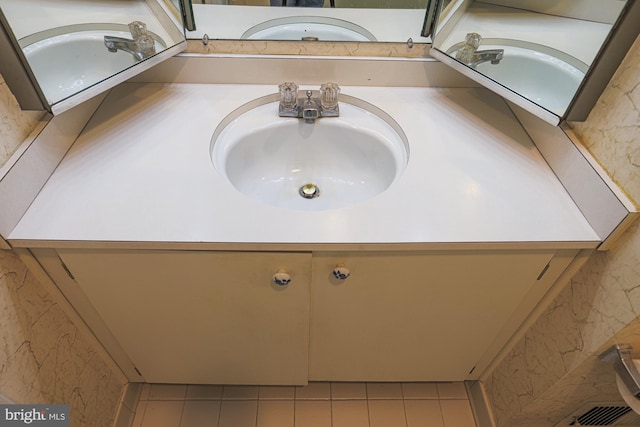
left=241, top=16, right=376, bottom=41
left=20, top=24, right=166, bottom=105
left=448, top=39, right=587, bottom=116
left=211, top=94, right=408, bottom=211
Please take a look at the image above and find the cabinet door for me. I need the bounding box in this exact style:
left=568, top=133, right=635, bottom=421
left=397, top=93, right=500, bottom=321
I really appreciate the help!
left=310, top=250, right=554, bottom=381
left=58, top=249, right=311, bottom=385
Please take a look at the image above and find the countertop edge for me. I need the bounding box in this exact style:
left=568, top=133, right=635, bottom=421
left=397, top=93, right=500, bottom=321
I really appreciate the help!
left=8, top=239, right=601, bottom=252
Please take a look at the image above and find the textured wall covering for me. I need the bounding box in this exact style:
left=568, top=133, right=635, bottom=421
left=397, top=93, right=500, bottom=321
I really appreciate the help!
left=0, top=74, right=41, bottom=165
left=485, top=35, right=640, bottom=426
left=0, top=72, right=127, bottom=426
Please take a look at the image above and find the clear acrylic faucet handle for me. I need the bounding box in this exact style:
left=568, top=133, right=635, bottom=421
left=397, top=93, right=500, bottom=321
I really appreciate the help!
left=464, top=33, right=482, bottom=49
left=279, top=82, right=299, bottom=109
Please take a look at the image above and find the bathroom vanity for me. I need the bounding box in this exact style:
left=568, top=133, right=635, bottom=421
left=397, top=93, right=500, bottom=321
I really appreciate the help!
left=3, top=56, right=634, bottom=385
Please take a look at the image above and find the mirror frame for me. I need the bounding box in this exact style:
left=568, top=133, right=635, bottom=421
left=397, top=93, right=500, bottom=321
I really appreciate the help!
left=0, top=1, right=188, bottom=115
left=429, top=0, right=640, bottom=125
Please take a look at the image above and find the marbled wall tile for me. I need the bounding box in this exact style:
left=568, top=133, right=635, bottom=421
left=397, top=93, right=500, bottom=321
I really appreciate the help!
left=485, top=34, right=640, bottom=427
left=0, top=74, right=42, bottom=166
left=0, top=250, right=127, bottom=427
left=570, top=35, right=640, bottom=203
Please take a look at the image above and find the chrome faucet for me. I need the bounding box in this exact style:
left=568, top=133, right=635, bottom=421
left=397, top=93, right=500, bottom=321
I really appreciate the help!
left=278, top=82, right=340, bottom=124
left=104, top=21, right=156, bottom=61
left=454, top=33, right=503, bottom=67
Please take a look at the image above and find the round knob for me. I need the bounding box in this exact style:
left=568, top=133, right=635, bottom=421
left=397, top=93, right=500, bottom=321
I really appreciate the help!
left=332, top=265, right=350, bottom=280
left=273, top=270, right=292, bottom=286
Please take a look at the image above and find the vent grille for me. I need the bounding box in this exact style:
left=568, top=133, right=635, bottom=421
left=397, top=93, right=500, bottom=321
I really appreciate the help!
left=569, top=406, right=632, bottom=426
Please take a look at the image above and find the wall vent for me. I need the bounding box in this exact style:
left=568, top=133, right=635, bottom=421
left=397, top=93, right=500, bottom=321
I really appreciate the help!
left=570, top=406, right=631, bottom=425
left=556, top=403, right=640, bottom=426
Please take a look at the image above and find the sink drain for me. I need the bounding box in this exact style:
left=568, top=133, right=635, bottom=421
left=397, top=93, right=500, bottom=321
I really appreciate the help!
left=299, top=183, right=320, bottom=199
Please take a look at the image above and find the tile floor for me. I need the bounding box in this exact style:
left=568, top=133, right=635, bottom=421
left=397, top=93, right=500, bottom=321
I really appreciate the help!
left=132, top=382, right=477, bottom=427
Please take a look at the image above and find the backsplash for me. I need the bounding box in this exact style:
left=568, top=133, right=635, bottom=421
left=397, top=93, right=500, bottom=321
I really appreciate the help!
left=0, top=73, right=126, bottom=427
left=484, top=34, right=640, bottom=426
left=185, top=39, right=429, bottom=57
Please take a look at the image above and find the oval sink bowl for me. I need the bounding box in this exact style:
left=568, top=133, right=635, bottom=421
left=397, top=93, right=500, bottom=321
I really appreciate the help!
left=20, top=24, right=166, bottom=105
left=448, top=39, right=587, bottom=116
left=211, top=94, right=408, bottom=211
left=241, top=16, right=376, bottom=41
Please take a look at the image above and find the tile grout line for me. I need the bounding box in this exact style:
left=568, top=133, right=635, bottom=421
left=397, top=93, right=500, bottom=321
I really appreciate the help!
left=437, top=398, right=447, bottom=427
left=400, top=384, right=409, bottom=427
left=177, top=398, right=186, bottom=427
left=255, top=397, right=259, bottom=427
left=365, top=383, right=371, bottom=427
left=401, top=398, right=409, bottom=427
left=329, top=388, right=334, bottom=427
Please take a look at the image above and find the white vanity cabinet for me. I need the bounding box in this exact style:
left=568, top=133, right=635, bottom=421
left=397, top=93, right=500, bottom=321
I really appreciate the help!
left=309, top=250, right=556, bottom=382
left=56, top=249, right=312, bottom=385
left=47, top=247, right=574, bottom=385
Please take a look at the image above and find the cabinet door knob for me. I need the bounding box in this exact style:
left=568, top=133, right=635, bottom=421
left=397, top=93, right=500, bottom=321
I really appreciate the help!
left=273, top=270, right=292, bottom=286
left=332, top=265, right=350, bottom=280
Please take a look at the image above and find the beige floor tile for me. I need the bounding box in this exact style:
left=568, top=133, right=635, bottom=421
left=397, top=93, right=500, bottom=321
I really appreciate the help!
left=332, top=400, right=369, bottom=427
left=436, top=383, right=468, bottom=400
left=259, top=386, right=295, bottom=400
left=140, top=401, right=184, bottom=427
left=256, top=401, right=294, bottom=427
left=294, top=401, right=332, bottom=427
left=404, top=400, right=445, bottom=427
left=331, top=382, right=367, bottom=400
left=123, top=383, right=144, bottom=409
left=295, top=382, right=331, bottom=400
left=218, top=400, right=258, bottom=427
left=180, top=400, right=221, bottom=426
left=367, top=383, right=404, bottom=399
left=222, top=385, right=260, bottom=400
left=402, top=383, right=438, bottom=400
left=114, top=405, right=136, bottom=427
left=187, top=385, right=223, bottom=400
left=131, top=401, right=147, bottom=427
left=139, top=384, right=152, bottom=401
left=148, top=384, right=188, bottom=400
left=368, top=400, right=407, bottom=427
left=440, top=400, right=476, bottom=427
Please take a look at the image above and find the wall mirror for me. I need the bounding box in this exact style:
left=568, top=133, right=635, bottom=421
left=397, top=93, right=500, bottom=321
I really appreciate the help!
left=186, top=0, right=431, bottom=43
left=429, top=0, right=640, bottom=125
left=0, top=0, right=187, bottom=115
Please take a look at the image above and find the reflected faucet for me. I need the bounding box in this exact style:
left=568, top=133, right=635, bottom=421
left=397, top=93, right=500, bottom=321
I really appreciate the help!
left=104, top=21, right=156, bottom=61
left=455, top=33, right=503, bottom=67
left=278, top=82, right=340, bottom=124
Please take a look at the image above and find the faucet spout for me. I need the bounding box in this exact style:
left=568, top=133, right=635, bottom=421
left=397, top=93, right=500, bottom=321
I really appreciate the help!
left=104, top=37, right=145, bottom=61
left=302, top=90, right=320, bottom=123
left=468, top=49, right=504, bottom=67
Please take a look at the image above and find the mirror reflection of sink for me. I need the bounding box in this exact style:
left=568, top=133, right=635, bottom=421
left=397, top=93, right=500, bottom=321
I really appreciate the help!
left=447, top=39, right=588, bottom=116
left=211, top=94, right=408, bottom=211
left=241, top=16, right=376, bottom=41
left=19, top=24, right=166, bottom=104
